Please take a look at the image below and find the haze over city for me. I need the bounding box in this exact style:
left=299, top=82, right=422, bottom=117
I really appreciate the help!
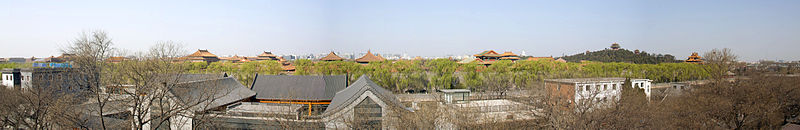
left=2, top=0, right=799, bottom=61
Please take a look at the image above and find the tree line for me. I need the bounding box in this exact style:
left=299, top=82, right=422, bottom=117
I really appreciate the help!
left=560, top=48, right=682, bottom=64
left=390, top=48, right=800, bottom=129
left=184, top=57, right=711, bottom=93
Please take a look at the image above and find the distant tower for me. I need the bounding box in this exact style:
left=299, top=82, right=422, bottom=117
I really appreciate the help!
left=521, top=50, right=527, bottom=56
left=686, top=52, right=703, bottom=64
left=610, top=43, right=621, bottom=50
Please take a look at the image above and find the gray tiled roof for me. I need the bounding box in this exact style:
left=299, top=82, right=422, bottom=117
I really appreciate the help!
left=170, top=73, right=227, bottom=83
left=323, top=75, right=407, bottom=116
left=250, top=75, right=347, bottom=101
left=81, top=100, right=132, bottom=116
left=170, top=77, right=256, bottom=112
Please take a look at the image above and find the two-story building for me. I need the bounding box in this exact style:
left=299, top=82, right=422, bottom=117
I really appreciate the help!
left=544, top=78, right=652, bottom=108
left=1, top=68, right=21, bottom=89
left=2, top=68, right=86, bottom=92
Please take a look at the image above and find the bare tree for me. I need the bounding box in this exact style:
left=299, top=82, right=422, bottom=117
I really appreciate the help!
left=59, top=32, right=234, bottom=129
left=61, top=30, right=116, bottom=130
left=148, top=41, right=187, bottom=59
left=0, top=72, right=85, bottom=129
left=703, top=48, right=738, bottom=80
left=106, top=42, right=244, bottom=130
left=395, top=102, right=442, bottom=129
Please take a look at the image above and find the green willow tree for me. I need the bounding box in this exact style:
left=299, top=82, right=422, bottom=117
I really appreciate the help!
left=394, top=60, right=427, bottom=92
left=363, top=61, right=395, bottom=91
left=293, top=59, right=314, bottom=75
left=426, top=59, right=459, bottom=90
left=484, top=60, right=513, bottom=97
left=180, top=57, right=710, bottom=92
left=460, top=62, right=483, bottom=90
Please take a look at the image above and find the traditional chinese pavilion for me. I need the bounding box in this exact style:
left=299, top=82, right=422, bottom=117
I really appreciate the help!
left=686, top=52, right=703, bottom=63
left=220, top=55, right=248, bottom=63
left=184, top=49, right=220, bottom=63
left=256, top=51, right=280, bottom=61
left=474, top=50, right=502, bottom=61
left=610, top=43, right=621, bottom=50
left=355, top=50, right=386, bottom=64
left=474, top=50, right=520, bottom=64
left=499, top=52, right=520, bottom=61
left=320, top=51, right=344, bottom=61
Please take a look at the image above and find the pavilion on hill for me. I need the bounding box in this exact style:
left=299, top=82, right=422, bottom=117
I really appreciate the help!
left=320, top=51, right=344, bottom=61
left=686, top=52, right=703, bottom=64
left=611, top=43, right=621, bottom=50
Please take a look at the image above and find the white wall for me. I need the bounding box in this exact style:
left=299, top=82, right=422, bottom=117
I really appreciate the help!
left=20, top=72, right=31, bottom=89
left=1, top=74, right=13, bottom=88
left=171, top=112, right=193, bottom=130
left=574, top=82, right=623, bottom=107
left=631, top=79, right=653, bottom=99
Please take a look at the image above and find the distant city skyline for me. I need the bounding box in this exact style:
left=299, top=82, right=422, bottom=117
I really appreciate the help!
left=2, top=0, right=799, bottom=62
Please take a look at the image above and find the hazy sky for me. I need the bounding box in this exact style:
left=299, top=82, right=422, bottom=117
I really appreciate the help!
left=1, top=0, right=799, bottom=62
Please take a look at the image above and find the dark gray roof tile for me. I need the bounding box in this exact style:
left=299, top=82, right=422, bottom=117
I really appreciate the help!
left=250, top=75, right=347, bottom=101
left=170, top=77, right=256, bottom=112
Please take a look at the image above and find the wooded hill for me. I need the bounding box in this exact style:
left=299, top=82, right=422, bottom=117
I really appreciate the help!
left=559, top=49, right=682, bottom=64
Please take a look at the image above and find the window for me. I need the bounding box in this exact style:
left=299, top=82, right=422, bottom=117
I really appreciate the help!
left=612, top=84, right=617, bottom=90
left=584, top=85, right=589, bottom=91
left=595, top=85, right=600, bottom=91
left=603, top=85, right=607, bottom=91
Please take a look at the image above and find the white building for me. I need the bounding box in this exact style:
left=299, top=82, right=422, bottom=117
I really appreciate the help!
left=1, top=68, right=20, bottom=88
left=544, top=78, right=653, bottom=108
left=631, top=79, right=653, bottom=99
left=440, top=89, right=471, bottom=104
